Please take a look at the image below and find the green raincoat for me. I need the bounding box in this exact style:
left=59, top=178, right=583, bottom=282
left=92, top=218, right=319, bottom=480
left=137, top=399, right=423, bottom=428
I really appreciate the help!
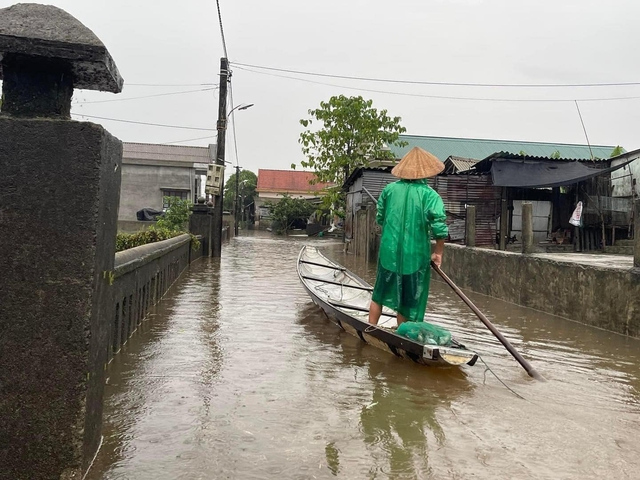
left=371, top=179, right=448, bottom=322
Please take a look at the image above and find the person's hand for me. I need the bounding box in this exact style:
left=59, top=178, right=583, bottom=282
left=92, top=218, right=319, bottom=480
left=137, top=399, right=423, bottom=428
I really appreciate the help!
left=431, top=252, right=442, bottom=268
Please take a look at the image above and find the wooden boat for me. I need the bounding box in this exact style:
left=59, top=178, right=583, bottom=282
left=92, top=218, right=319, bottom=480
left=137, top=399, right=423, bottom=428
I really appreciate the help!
left=297, top=246, right=478, bottom=368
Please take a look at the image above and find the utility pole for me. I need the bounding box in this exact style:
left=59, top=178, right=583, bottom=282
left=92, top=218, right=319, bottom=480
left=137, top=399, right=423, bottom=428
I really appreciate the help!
left=212, top=57, right=229, bottom=258
left=234, top=164, right=240, bottom=236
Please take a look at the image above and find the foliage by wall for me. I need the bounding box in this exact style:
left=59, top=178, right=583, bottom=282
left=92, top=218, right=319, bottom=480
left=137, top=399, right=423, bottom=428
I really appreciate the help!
left=116, top=196, right=199, bottom=252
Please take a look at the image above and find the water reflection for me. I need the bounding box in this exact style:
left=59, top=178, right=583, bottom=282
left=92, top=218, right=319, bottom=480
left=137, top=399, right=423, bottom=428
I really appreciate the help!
left=297, top=301, right=474, bottom=479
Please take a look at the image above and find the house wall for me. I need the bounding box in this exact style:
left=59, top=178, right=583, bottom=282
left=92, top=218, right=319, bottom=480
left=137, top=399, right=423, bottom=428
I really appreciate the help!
left=612, top=157, right=640, bottom=198
left=118, top=164, right=195, bottom=221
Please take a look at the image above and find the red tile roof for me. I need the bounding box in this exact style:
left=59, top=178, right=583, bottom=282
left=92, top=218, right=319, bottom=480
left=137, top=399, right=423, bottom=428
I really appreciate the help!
left=256, top=169, right=332, bottom=194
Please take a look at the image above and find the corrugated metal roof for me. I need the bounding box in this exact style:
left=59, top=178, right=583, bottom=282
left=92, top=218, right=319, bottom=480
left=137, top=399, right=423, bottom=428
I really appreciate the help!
left=390, top=134, right=621, bottom=162
left=123, top=142, right=213, bottom=163
left=446, top=156, right=479, bottom=173
left=472, top=151, right=611, bottom=174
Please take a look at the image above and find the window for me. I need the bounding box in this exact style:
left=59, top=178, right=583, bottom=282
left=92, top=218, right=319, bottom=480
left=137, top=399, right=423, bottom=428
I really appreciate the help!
left=161, top=189, right=190, bottom=209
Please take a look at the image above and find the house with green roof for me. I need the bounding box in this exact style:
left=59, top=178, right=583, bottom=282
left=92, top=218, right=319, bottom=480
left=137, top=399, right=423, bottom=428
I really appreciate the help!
left=344, top=134, right=629, bottom=257
left=390, top=134, right=622, bottom=162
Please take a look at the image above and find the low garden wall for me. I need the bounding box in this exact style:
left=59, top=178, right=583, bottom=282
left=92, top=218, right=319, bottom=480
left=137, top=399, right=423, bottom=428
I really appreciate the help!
left=108, top=234, right=203, bottom=361
left=443, top=244, right=640, bottom=337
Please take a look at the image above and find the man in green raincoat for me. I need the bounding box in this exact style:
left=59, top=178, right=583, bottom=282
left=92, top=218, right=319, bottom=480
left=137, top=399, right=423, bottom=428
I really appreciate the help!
left=368, top=147, right=448, bottom=326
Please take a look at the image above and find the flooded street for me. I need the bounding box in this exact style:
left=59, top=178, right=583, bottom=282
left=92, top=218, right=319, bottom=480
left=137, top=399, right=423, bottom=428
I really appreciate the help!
left=88, top=231, right=640, bottom=479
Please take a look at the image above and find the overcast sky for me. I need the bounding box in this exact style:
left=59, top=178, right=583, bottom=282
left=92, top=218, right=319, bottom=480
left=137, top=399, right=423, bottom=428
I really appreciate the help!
left=3, top=0, right=640, bottom=177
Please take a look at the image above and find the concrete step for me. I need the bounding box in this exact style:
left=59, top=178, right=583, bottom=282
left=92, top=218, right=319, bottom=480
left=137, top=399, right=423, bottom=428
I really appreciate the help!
left=604, top=245, right=633, bottom=255
left=614, top=239, right=634, bottom=247
left=544, top=244, right=576, bottom=253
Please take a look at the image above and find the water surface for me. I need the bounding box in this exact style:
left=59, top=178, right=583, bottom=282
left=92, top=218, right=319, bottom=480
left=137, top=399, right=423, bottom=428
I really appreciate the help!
left=88, top=231, right=640, bottom=479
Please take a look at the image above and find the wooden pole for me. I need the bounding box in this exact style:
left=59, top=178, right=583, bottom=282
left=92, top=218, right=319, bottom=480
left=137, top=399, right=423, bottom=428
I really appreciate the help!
left=431, top=262, right=544, bottom=380
left=212, top=57, right=229, bottom=258
left=500, top=187, right=509, bottom=250
left=465, top=205, right=476, bottom=247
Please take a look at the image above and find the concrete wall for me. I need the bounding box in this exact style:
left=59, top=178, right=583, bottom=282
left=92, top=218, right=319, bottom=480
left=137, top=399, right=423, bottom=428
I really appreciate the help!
left=119, top=163, right=194, bottom=221
left=443, top=244, right=640, bottom=337
left=109, top=234, right=203, bottom=360
left=0, top=118, right=122, bottom=479
left=612, top=157, right=640, bottom=197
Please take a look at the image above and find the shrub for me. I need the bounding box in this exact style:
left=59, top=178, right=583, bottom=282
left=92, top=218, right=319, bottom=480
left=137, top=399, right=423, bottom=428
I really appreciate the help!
left=116, top=196, right=200, bottom=252
left=116, top=227, right=182, bottom=252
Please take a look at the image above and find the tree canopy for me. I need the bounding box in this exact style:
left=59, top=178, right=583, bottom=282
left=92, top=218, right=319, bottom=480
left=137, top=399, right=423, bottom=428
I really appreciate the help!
left=223, top=169, right=257, bottom=212
left=266, top=194, right=315, bottom=234
left=296, top=95, right=406, bottom=214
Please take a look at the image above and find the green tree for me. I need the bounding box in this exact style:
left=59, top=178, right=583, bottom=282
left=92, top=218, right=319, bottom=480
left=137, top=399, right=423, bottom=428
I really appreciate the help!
left=550, top=150, right=562, bottom=159
left=296, top=95, right=406, bottom=214
left=266, top=194, right=315, bottom=234
left=156, top=196, right=192, bottom=231
left=223, top=169, right=257, bottom=213
left=610, top=145, right=624, bottom=158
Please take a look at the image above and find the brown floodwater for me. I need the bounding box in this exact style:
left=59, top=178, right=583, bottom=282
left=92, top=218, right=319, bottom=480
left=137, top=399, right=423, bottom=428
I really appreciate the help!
left=87, top=231, right=640, bottom=480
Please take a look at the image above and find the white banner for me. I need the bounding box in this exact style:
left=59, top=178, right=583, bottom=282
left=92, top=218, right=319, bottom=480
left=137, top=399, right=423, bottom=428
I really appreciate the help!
left=569, top=201, right=583, bottom=227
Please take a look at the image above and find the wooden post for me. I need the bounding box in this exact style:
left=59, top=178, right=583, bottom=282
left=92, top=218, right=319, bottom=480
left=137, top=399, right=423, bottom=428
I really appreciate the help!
left=612, top=225, right=616, bottom=246
left=499, top=194, right=509, bottom=251
left=465, top=205, right=476, bottom=247
left=522, top=202, right=534, bottom=254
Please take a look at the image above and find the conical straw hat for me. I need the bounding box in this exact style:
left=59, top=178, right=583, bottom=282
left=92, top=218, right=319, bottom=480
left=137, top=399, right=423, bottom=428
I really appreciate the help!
left=391, top=147, right=444, bottom=179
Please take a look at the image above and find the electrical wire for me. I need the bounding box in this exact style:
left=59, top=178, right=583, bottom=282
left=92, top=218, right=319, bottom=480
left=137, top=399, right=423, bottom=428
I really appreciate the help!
left=215, top=0, right=229, bottom=58
left=232, top=61, right=640, bottom=89
left=228, top=83, right=240, bottom=166
left=71, top=113, right=217, bottom=131
left=126, top=83, right=216, bottom=87
left=162, top=135, right=218, bottom=145
left=234, top=65, right=640, bottom=104
left=74, top=87, right=218, bottom=105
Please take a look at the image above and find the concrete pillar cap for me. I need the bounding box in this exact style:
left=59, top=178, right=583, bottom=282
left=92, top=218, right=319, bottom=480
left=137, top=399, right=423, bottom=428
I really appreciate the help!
left=0, top=3, right=123, bottom=93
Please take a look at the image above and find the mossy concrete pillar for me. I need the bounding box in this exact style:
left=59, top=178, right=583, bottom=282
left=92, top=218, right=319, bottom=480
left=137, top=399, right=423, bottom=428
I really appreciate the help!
left=522, top=202, right=534, bottom=254
left=0, top=4, right=124, bottom=479
left=465, top=205, right=476, bottom=247
left=190, top=198, right=214, bottom=257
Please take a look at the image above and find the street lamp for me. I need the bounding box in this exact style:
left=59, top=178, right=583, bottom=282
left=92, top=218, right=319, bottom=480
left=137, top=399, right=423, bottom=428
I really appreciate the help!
left=228, top=103, right=254, bottom=116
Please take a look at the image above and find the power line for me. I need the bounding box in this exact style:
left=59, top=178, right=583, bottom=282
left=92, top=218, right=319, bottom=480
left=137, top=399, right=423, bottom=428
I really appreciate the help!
left=162, top=135, right=218, bottom=145
left=74, top=87, right=218, bottom=105
left=229, top=83, right=240, bottom=166
left=72, top=113, right=217, bottom=131
left=126, top=83, right=216, bottom=87
left=232, top=61, right=640, bottom=89
left=234, top=65, right=640, bottom=103
left=215, top=0, right=228, bottom=58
